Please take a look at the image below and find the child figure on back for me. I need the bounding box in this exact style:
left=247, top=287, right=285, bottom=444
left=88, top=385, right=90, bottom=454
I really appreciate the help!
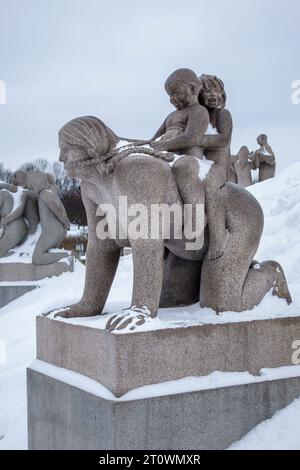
left=198, top=74, right=233, bottom=259
left=150, top=69, right=232, bottom=259
left=150, top=68, right=209, bottom=249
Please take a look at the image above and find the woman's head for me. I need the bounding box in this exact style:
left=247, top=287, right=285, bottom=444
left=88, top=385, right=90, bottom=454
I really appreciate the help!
left=58, top=116, right=119, bottom=176
left=199, top=74, right=226, bottom=110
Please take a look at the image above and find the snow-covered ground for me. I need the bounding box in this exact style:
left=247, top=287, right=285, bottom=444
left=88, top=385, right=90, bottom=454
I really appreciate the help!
left=1, top=163, right=300, bottom=449
left=229, top=397, right=300, bottom=450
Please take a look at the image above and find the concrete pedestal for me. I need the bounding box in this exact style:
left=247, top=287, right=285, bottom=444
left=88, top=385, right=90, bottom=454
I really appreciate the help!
left=37, top=314, right=300, bottom=396
left=0, top=284, right=37, bottom=308
left=27, top=363, right=300, bottom=450
left=0, top=257, right=73, bottom=308
left=28, top=314, right=300, bottom=450
left=0, top=258, right=73, bottom=282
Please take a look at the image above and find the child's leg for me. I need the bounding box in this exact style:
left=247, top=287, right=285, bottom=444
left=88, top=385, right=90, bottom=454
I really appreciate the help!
left=205, top=163, right=229, bottom=260
left=172, top=156, right=205, bottom=243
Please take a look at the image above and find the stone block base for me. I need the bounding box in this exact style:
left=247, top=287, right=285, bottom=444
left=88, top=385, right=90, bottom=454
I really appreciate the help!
left=27, top=363, right=300, bottom=450
left=37, top=314, right=300, bottom=396
left=0, top=258, right=73, bottom=282
left=0, top=284, right=37, bottom=308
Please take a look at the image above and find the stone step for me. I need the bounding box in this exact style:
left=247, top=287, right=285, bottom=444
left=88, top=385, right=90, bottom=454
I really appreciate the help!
left=27, top=362, right=300, bottom=450
left=37, top=314, right=300, bottom=397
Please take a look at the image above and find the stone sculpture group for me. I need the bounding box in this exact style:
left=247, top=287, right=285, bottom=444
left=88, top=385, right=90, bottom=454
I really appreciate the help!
left=0, top=170, right=69, bottom=264
left=229, top=134, right=276, bottom=188
left=52, top=68, right=291, bottom=331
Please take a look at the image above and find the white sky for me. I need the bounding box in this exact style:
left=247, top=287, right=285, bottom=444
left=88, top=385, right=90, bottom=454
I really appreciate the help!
left=0, top=0, right=299, bottom=171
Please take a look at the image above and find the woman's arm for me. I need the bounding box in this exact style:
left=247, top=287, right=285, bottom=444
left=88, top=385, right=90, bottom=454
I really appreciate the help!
left=1, top=191, right=31, bottom=224
left=201, top=109, right=233, bottom=150
left=151, top=106, right=209, bottom=152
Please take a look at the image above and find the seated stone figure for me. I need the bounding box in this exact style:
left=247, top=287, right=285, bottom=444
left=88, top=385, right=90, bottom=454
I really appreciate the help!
left=3, top=171, right=69, bottom=265
left=26, top=171, right=69, bottom=265
left=234, top=146, right=254, bottom=188
left=0, top=186, right=30, bottom=258
left=250, top=134, right=276, bottom=182
left=198, top=74, right=233, bottom=259
left=228, top=154, right=238, bottom=184
left=0, top=170, right=39, bottom=235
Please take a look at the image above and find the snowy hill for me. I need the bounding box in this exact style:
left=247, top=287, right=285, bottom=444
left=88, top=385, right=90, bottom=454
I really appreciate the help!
left=0, top=163, right=300, bottom=449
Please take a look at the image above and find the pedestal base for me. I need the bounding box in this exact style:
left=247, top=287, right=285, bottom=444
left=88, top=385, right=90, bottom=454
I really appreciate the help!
left=0, top=284, right=37, bottom=308
left=0, top=258, right=73, bottom=282
left=27, top=363, right=300, bottom=450
left=37, top=314, right=300, bottom=396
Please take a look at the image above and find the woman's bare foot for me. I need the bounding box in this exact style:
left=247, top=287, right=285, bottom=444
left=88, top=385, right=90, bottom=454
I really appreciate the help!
left=272, top=262, right=293, bottom=305
left=208, top=230, right=230, bottom=261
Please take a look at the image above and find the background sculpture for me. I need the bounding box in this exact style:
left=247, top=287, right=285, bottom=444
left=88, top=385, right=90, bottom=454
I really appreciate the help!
left=234, top=146, right=254, bottom=188
left=0, top=170, right=69, bottom=265
left=25, top=171, right=69, bottom=265
left=250, top=134, right=276, bottom=182
left=228, top=154, right=238, bottom=184
left=0, top=185, right=29, bottom=258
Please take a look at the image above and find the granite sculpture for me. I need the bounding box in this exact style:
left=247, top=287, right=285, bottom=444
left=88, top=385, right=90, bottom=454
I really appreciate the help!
left=0, top=170, right=69, bottom=265
left=56, top=70, right=292, bottom=330
left=198, top=74, right=233, bottom=259
left=0, top=171, right=39, bottom=257
left=250, top=134, right=276, bottom=182
left=228, top=154, right=238, bottom=184
left=0, top=185, right=29, bottom=258
left=25, top=171, right=69, bottom=265
left=234, top=146, right=254, bottom=188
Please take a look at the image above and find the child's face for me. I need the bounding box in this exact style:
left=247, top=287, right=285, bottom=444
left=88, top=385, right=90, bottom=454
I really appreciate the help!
left=166, top=82, right=196, bottom=110
left=200, top=85, right=223, bottom=110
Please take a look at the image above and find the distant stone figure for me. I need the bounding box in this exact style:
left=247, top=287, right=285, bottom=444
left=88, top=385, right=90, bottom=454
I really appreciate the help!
left=0, top=187, right=29, bottom=258
left=0, top=170, right=40, bottom=234
left=228, top=154, right=238, bottom=184
left=251, top=134, right=276, bottom=182
left=234, top=146, right=254, bottom=188
left=25, top=171, right=69, bottom=265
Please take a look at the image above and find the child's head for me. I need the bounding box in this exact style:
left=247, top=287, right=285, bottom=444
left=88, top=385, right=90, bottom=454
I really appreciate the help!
left=11, top=170, right=27, bottom=187
left=257, top=134, right=268, bottom=146
left=165, top=68, right=201, bottom=110
left=199, top=74, right=226, bottom=110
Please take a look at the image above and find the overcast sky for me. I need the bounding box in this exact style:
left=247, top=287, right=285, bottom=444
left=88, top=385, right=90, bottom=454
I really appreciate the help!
left=0, top=0, right=299, bottom=171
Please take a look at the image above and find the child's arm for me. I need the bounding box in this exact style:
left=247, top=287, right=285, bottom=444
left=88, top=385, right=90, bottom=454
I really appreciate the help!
left=151, top=106, right=209, bottom=152
left=151, top=119, right=167, bottom=141
left=201, top=109, right=232, bottom=150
